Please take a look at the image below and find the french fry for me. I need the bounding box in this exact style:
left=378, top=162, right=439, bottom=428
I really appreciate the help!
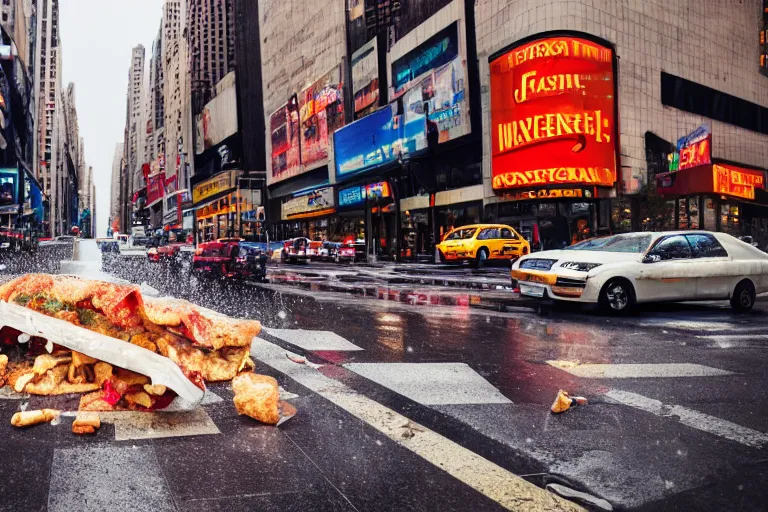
left=72, top=412, right=100, bottom=435
left=11, top=408, right=60, bottom=427
left=13, top=372, right=35, bottom=393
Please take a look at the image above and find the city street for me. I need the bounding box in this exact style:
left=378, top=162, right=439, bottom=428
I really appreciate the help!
left=1, top=242, right=766, bottom=511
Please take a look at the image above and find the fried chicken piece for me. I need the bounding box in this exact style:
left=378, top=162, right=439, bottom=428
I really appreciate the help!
left=26, top=365, right=68, bottom=395
left=124, top=391, right=153, bottom=409
left=32, top=354, right=71, bottom=376
left=0, top=354, right=8, bottom=387
left=232, top=373, right=280, bottom=425
left=143, top=384, right=167, bottom=396
left=12, top=372, right=35, bottom=393
left=114, top=368, right=149, bottom=387
left=129, top=333, right=157, bottom=353
left=72, top=351, right=98, bottom=367
left=164, top=338, right=250, bottom=382
left=93, top=362, right=113, bottom=386
left=11, top=408, right=60, bottom=427
left=72, top=412, right=101, bottom=435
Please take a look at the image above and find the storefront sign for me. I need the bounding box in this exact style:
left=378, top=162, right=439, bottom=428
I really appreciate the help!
left=670, top=125, right=711, bottom=172
left=490, top=36, right=617, bottom=191
left=192, top=170, right=240, bottom=205
left=269, top=96, right=301, bottom=186
left=334, top=104, right=426, bottom=178
left=195, top=72, right=238, bottom=155
left=713, top=164, right=766, bottom=200
left=503, top=188, right=592, bottom=201
left=299, top=67, right=345, bottom=170
left=339, top=186, right=366, bottom=208
left=147, top=173, right=166, bottom=208
left=281, top=187, right=335, bottom=220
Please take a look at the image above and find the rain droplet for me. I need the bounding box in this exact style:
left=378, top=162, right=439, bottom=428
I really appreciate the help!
left=665, top=480, right=675, bottom=490
left=406, top=346, right=413, bottom=353
left=375, top=440, right=383, bottom=446
left=277, top=310, right=287, bottom=320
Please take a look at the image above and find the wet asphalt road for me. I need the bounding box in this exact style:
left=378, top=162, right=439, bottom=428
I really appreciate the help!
left=1, top=242, right=767, bottom=511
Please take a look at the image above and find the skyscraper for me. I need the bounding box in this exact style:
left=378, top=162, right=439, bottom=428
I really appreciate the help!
left=33, top=0, right=62, bottom=232
left=110, top=142, right=124, bottom=232
left=187, top=0, right=235, bottom=115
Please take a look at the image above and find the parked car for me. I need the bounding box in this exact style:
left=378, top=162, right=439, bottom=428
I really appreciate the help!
left=511, top=231, right=768, bottom=314
left=436, top=224, right=530, bottom=267
left=192, top=240, right=240, bottom=278
left=307, top=240, right=324, bottom=260
left=234, top=242, right=268, bottom=282
left=191, top=239, right=267, bottom=282
left=281, top=237, right=311, bottom=263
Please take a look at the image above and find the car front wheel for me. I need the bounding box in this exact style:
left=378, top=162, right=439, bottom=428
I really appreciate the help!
left=599, top=279, right=635, bottom=314
left=730, top=280, right=756, bottom=313
left=475, top=248, right=489, bottom=268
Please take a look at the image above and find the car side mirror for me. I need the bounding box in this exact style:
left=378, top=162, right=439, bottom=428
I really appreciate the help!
left=643, top=254, right=661, bottom=263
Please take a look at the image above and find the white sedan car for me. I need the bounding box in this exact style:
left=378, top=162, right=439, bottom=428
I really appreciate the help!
left=511, top=231, right=768, bottom=313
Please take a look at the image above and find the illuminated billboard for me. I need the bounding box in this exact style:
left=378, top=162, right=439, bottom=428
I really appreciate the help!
left=490, top=36, right=618, bottom=190
left=713, top=164, right=765, bottom=200
left=299, top=67, right=345, bottom=170
left=269, top=96, right=301, bottom=186
left=394, top=22, right=470, bottom=144
left=334, top=104, right=426, bottom=179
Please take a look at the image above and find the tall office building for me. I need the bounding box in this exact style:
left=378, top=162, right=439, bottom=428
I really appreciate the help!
left=151, top=24, right=164, bottom=159
left=33, top=0, right=61, bottom=204
left=110, top=142, right=124, bottom=230
left=187, top=0, right=234, bottom=115
left=126, top=45, right=145, bottom=195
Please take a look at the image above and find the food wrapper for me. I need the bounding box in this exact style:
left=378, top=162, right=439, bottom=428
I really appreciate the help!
left=0, top=300, right=205, bottom=408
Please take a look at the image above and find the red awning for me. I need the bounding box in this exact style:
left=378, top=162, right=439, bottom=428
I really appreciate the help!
left=657, top=162, right=766, bottom=201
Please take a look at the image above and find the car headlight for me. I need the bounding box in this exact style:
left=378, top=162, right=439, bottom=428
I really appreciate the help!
left=559, top=261, right=602, bottom=272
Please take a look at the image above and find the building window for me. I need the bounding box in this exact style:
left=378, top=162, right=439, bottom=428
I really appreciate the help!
left=661, top=72, right=768, bottom=135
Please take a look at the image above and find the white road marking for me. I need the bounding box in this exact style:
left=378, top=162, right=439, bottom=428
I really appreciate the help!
left=697, top=334, right=768, bottom=341
left=250, top=338, right=581, bottom=512
left=344, top=362, right=512, bottom=405
left=264, top=327, right=364, bottom=351
left=547, top=361, right=735, bottom=378
left=605, top=389, right=768, bottom=448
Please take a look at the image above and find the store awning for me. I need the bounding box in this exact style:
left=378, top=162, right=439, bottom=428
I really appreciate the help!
left=657, top=162, right=767, bottom=201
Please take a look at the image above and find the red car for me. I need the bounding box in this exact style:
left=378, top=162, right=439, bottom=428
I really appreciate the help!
left=192, top=239, right=267, bottom=282
left=281, top=237, right=311, bottom=263
left=192, top=240, right=240, bottom=277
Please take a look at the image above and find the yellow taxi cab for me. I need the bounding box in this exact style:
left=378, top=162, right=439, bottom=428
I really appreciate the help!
left=436, top=224, right=530, bottom=266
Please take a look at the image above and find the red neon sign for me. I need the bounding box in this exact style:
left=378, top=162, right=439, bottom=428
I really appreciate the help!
left=490, top=36, right=617, bottom=190
left=713, top=164, right=766, bottom=200
left=678, top=135, right=711, bottom=171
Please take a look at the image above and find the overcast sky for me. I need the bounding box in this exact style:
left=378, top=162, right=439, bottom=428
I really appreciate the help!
left=60, top=0, right=164, bottom=237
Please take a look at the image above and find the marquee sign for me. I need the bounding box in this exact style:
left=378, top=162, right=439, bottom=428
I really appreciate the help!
left=490, top=36, right=617, bottom=191
left=713, top=164, right=765, bottom=201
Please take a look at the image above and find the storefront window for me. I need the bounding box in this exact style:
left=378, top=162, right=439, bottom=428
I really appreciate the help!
left=703, top=198, right=717, bottom=231
left=720, top=203, right=741, bottom=235
left=437, top=202, right=480, bottom=241
left=611, top=198, right=632, bottom=233
left=401, top=209, right=431, bottom=259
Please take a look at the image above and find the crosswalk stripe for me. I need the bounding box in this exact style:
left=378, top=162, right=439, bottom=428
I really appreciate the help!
left=605, top=389, right=768, bottom=448
left=264, top=327, right=364, bottom=351
left=344, top=362, right=512, bottom=405
left=251, top=338, right=582, bottom=512
left=547, top=361, right=734, bottom=378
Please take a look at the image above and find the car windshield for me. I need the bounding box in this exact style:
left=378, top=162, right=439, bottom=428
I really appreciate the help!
left=564, top=234, right=653, bottom=253
left=445, top=228, right=477, bottom=240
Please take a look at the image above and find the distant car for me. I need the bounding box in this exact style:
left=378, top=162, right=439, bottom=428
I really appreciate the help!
left=436, top=224, right=530, bottom=267
left=234, top=242, right=268, bottom=282
left=192, top=240, right=239, bottom=278
left=512, top=231, right=768, bottom=314
left=281, top=237, right=311, bottom=263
